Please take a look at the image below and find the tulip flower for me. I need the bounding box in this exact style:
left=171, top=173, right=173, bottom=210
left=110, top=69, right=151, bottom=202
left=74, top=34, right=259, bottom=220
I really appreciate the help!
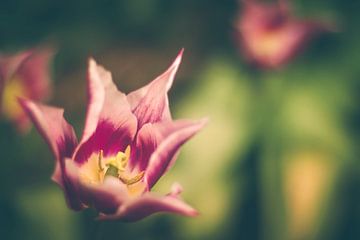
left=20, top=50, right=207, bottom=221
left=0, top=49, right=53, bottom=132
left=235, top=0, right=332, bottom=68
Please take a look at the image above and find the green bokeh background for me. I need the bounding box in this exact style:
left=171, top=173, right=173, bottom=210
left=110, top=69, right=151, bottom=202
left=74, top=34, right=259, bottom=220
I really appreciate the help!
left=0, top=0, right=359, bottom=239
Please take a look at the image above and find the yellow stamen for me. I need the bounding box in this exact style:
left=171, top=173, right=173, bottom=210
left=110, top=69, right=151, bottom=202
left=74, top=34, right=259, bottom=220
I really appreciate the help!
left=106, top=153, right=125, bottom=171
left=79, top=146, right=145, bottom=196
left=116, top=151, right=127, bottom=170
left=119, top=171, right=145, bottom=185
left=98, top=150, right=104, bottom=171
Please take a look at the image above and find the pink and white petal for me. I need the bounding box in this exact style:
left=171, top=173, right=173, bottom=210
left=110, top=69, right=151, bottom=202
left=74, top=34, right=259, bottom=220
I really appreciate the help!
left=63, top=159, right=89, bottom=211
left=98, top=191, right=198, bottom=221
left=19, top=99, right=78, bottom=186
left=126, top=49, right=183, bottom=111
left=74, top=59, right=137, bottom=164
left=74, top=119, right=137, bottom=165
left=64, top=159, right=129, bottom=213
left=128, top=122, right=160, bottom=171
left=78, top=176, right=129, bottom=214
left=17, top=48, right=54, bottom=101
left=129, top=119, right=199, bottom=172
left=79, top=59, right=106, bottom=144
left=143, top=118, right=208, bottom=189
left=128, top=49, right=183, bottom=128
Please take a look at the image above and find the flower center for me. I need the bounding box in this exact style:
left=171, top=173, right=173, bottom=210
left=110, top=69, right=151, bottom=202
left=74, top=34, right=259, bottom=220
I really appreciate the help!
left=79, top=146, right=146, bottom=196
left=2, top=76, right=26, bottom=120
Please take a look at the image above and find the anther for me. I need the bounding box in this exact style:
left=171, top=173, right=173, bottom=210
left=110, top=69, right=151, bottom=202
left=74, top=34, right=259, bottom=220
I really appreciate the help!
left=98, top=150, right=104, bottom=172
left=119, top=171, right=145, bottom=185
left=115, top=152, right=128, bottom=170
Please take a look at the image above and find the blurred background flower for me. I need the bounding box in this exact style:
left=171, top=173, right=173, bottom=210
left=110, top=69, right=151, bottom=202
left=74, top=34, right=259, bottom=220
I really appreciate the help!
left=234, top=0, right=334, bottom=69
left=0, top=48, right=53, bottom=132
left=0, top=0, right=359, bottom=240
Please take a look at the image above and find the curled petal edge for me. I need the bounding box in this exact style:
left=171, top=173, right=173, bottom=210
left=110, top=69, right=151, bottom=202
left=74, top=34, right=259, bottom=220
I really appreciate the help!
left=128, top=49, right=184, bottom=127
left=18, top=99, right=78, bottom=186
left=97, top=182, right=198, bottom=221
left=144, top=118, right=209, bottom=189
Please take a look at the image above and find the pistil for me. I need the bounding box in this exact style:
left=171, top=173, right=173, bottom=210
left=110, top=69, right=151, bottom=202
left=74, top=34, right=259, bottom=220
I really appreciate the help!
left=105, top=164, right=120, bottom=178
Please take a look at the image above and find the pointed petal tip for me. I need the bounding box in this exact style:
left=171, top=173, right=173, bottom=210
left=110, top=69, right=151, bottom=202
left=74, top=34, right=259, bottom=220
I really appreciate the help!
left=172, top=48, right=184, bottom=67
left=170, top=182, right=183, bottom=195
left=187, top=208, right=200, bottom=217
left=172, top=200, right=199, bottom=217
left=17, top=96, right=27, bottom=105
left=18, top=97, right=34, bottom=112
left=88, top=57, right=97, bottom=67
left=182, top=118, right=208, bottom=136
left=87, top=57, right=110, bottom=77
left=87, top=58, right=99, bottom=77
left=197, top=117, right=209, bottom=126
left=191, top=117, right=209, bottom=131
left=88, top=57, right=107, bottom=72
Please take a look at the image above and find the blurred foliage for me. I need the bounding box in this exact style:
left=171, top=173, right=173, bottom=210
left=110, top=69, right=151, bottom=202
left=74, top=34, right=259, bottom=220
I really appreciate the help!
left=0, top=0, right=360, bottom=240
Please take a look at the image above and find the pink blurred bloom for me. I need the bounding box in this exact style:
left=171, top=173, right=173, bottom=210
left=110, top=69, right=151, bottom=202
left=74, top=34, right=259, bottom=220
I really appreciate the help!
left=20, top=50, right=207, bottom=221
left=0, top=48, right=53, bottom=132
left=235, top=0, right=333, bottom=69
